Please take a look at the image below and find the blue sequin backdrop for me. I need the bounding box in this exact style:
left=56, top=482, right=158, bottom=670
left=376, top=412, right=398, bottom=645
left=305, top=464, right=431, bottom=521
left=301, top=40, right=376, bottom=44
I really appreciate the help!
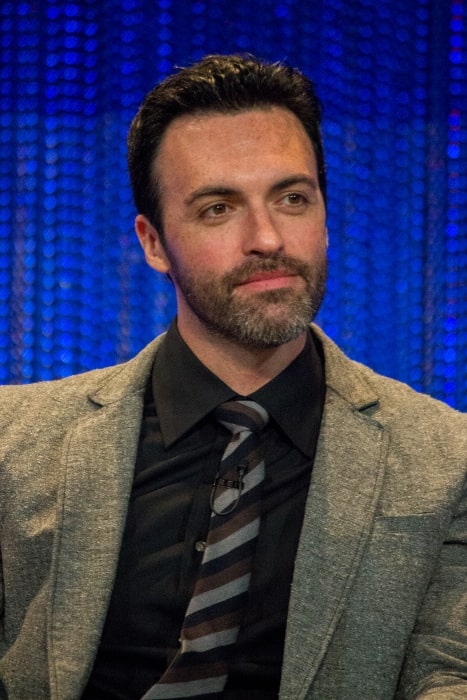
left=1, top=0, right=466, bottom=409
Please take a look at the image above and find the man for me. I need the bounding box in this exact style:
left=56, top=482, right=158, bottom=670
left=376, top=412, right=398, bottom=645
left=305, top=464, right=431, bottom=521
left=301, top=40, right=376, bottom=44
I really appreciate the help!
left=1, top=54, right=467, bottom=700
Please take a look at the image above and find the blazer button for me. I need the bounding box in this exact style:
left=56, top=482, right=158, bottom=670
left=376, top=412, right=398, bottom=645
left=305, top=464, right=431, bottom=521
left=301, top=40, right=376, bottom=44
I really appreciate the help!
left=195, top=540, right=207, bottom=552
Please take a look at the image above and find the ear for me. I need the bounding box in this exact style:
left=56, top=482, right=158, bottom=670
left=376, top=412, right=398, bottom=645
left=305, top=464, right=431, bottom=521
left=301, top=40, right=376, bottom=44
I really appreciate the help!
left=135, top=214, right=171, bottom=274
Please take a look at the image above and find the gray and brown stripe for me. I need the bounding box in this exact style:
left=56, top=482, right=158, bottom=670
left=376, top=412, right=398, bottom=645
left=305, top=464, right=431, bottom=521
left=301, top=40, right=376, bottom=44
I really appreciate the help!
left=142, top=400, right=269, bottom=699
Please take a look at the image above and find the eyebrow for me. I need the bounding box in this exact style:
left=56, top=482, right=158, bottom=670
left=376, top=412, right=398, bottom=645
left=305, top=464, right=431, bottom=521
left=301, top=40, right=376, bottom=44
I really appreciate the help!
left=183, top=174, right=319, bottom=208
left=269, top=175, right=319, bottom=196
left=184, top=186, right=238, bottom=208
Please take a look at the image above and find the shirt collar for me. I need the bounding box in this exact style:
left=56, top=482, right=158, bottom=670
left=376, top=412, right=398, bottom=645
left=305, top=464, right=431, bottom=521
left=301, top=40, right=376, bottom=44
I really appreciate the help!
left=249, top=331, right=325, bottom=456
left=152, top=321, right=325, bottom=456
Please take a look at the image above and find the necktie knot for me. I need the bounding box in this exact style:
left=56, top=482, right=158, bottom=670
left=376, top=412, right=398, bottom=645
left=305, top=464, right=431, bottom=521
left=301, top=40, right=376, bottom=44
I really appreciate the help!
left=211, top=399, right=268, bottom=517
left=214, top=399, right=269, bottom=436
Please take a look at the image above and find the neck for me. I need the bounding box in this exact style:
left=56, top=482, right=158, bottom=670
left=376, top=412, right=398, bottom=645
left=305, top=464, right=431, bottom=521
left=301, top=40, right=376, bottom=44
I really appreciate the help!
left=177, top=321, right=307, bottom=395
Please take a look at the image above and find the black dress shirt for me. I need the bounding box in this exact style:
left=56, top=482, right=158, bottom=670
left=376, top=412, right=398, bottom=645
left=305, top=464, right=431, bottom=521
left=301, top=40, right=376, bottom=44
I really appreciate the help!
left=83, top=323, right=325, bottom=699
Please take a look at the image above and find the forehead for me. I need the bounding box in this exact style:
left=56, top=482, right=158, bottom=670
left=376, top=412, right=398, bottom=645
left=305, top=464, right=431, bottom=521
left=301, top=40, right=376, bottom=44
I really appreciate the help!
left=153, top=107, right=318, bottom=190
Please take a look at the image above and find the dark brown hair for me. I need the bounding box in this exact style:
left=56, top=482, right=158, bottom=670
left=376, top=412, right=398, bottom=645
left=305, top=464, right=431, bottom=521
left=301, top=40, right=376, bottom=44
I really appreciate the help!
left=127, top=53, right=326, bottom=233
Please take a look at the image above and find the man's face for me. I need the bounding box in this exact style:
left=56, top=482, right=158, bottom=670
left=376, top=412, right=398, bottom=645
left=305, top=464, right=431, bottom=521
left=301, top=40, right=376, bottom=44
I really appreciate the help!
left=140, top=106, right=328, bottom=349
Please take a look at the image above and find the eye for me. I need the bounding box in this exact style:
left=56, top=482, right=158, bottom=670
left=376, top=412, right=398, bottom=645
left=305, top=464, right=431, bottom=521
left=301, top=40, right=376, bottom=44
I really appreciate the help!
left=201, top=202, right=231, bottom=219
left=283, top=192, right=308, bottom=206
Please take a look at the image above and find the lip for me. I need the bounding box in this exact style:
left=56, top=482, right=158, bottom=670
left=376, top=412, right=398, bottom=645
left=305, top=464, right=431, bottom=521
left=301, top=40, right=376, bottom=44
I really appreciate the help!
left=236, top=271, right=298, bottom=291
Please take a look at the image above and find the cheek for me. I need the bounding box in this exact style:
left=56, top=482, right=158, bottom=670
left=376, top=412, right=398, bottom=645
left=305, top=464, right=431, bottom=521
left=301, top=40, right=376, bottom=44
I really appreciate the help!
left=179, top=232, right=238, bottom=270
left=167, top=240, right=229, bottom=279
left=312, top=236, right=329, bottom=264
left=287, top=226, right=327, bottom=258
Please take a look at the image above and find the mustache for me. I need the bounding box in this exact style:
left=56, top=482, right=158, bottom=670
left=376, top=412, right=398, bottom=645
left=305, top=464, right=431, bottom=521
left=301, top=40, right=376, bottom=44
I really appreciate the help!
left=224, top=255, right=312, bottom=287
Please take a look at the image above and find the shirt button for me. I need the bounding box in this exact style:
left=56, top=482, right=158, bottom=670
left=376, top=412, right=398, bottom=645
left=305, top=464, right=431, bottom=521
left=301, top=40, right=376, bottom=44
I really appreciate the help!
left=195, top=540, right=207, bottom=552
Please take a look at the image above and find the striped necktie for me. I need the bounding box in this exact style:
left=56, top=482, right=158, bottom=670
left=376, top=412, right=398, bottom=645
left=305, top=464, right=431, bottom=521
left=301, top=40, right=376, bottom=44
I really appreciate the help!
left=142, top=399, right=269, bottom=699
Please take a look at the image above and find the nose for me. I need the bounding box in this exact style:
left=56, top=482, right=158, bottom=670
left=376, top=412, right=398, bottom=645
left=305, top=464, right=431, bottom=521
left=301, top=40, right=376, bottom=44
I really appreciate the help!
left=243, top=206, right=284, bottom=256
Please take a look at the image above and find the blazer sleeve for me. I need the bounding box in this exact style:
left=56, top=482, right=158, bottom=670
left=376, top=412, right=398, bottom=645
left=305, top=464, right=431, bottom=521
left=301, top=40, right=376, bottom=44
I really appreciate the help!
left=397, top=477, right=467, bottom=698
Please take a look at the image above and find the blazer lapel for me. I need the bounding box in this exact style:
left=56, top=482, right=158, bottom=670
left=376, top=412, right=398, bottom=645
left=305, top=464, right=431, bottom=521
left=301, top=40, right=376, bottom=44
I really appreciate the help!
left=46, top=340, right=162, bottom=699
left=48, top=391, right=144, bottom=698
left=280, top=376, right=388, bottom=699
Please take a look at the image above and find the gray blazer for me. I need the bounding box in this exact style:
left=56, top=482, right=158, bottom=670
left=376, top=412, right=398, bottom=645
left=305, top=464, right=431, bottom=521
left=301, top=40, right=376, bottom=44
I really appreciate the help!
left=1, top=325, right=467, bottom=700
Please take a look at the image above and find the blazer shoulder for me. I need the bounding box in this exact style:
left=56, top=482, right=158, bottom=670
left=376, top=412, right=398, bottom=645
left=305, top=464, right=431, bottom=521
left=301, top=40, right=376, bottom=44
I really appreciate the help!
left=313, top=324, right=467, bottom=448
left=0, top=334, right=165, bottom=425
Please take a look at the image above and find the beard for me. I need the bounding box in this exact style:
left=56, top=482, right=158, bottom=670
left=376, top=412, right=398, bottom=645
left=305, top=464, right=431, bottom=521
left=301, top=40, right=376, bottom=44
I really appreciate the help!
left=167, top=252, right=327, bottom=349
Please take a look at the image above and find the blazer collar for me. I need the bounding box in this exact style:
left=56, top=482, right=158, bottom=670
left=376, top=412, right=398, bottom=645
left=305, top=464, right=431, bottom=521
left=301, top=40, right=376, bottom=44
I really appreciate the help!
left=87, top=334, right=165, bottom=407
left=312, top=324, right=380, bottom=412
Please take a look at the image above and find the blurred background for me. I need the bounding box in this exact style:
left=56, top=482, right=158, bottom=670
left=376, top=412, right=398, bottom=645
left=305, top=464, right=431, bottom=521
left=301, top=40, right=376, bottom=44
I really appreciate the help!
left=1, top=0, right=466, bottom=409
